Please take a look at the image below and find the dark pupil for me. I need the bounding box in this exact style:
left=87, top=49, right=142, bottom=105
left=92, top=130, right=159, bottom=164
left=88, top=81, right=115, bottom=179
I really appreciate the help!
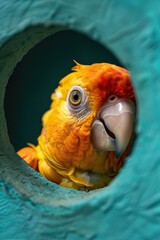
left=72, top=91, right=80, bottom=102
left=110, top=96, right=115, bottom=101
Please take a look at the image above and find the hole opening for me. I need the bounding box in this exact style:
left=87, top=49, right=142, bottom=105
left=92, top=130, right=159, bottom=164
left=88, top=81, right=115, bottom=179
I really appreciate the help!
left=3, top=28, right=137, bottom=203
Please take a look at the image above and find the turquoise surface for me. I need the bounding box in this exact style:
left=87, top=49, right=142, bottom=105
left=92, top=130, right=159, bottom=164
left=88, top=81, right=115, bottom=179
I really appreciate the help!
left=0, top=1, right=160, bottom=239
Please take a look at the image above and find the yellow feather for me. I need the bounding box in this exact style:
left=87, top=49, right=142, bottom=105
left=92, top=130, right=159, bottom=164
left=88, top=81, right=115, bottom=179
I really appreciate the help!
left=18, top=62, right=135, bottom=190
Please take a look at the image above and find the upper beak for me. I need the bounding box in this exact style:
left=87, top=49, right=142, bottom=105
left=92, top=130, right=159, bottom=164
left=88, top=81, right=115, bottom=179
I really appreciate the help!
left=90, top=100, right=135, bottom=157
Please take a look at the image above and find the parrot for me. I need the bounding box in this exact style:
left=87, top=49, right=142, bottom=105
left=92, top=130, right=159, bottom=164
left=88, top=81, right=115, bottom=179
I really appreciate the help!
left=17, top=61, right=136, bottom=191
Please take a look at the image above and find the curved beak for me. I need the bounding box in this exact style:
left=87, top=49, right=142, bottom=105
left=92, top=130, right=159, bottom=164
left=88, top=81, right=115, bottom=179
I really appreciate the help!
left=90, top=100, right=135, bottom=157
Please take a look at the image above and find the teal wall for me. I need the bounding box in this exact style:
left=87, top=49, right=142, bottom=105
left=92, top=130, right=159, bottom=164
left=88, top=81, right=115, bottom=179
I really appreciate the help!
left=0, top=1, right=160, bottom=239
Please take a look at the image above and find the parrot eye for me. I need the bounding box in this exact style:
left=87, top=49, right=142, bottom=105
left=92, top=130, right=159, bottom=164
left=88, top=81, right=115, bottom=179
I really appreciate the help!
left=69, top=90, right=82, bottom=106
left=67, top=86, right=87, bottom=114
left=108, top=95, right=118, bottom=102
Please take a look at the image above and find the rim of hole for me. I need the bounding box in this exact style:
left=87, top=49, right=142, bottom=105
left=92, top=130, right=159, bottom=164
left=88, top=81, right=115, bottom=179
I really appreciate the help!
left=0, top=25, right=134, bottom=207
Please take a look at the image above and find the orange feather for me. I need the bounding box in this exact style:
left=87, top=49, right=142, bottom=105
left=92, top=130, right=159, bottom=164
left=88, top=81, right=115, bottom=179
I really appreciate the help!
left=17, top=62, right=136, bottom=190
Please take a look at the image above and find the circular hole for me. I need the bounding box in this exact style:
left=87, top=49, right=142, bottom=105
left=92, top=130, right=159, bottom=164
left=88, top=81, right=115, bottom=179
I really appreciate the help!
left=4, top=29, right=136, bottom=192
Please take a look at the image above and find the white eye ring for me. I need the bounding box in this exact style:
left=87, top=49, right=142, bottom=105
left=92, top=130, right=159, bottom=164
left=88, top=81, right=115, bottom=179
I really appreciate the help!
left=67, top=86, right=87, bottom=113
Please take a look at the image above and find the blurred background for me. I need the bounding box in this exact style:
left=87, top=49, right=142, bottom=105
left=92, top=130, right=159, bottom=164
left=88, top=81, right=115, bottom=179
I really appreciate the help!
left=4, top=29, right=122, bottom=151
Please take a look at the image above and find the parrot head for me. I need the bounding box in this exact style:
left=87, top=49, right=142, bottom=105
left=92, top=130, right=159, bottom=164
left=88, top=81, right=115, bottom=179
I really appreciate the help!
left=38, top=61, right=136, bottom=190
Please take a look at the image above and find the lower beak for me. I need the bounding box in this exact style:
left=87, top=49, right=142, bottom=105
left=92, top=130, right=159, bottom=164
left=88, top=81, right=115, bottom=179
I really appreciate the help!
left=90, top=100, right=135, bottom=157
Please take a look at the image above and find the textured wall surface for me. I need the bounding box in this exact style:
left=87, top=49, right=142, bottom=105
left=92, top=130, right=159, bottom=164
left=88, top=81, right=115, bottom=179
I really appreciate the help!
left=0, top=0, right=160, bottom=239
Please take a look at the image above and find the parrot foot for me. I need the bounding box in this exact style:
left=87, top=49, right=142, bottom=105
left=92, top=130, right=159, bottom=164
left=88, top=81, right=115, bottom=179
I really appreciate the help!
left=60, top=179, right=89, bottom=192
left=60, top=178, right=81, bottom=190
left=79, top=186, right=89, bottom=192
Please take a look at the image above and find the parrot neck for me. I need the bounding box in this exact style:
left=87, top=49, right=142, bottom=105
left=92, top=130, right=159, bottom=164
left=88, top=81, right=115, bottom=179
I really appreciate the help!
left=37, top=144, right=123, bottom=190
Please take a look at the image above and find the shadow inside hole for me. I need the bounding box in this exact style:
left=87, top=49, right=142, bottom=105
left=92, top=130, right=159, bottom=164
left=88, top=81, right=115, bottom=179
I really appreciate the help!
left=4, top=30, right=122, bottom=151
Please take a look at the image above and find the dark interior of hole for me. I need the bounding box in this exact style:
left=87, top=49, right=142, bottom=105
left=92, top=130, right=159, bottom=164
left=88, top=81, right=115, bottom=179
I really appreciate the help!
left=4, top=30, right=122, bottom=151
